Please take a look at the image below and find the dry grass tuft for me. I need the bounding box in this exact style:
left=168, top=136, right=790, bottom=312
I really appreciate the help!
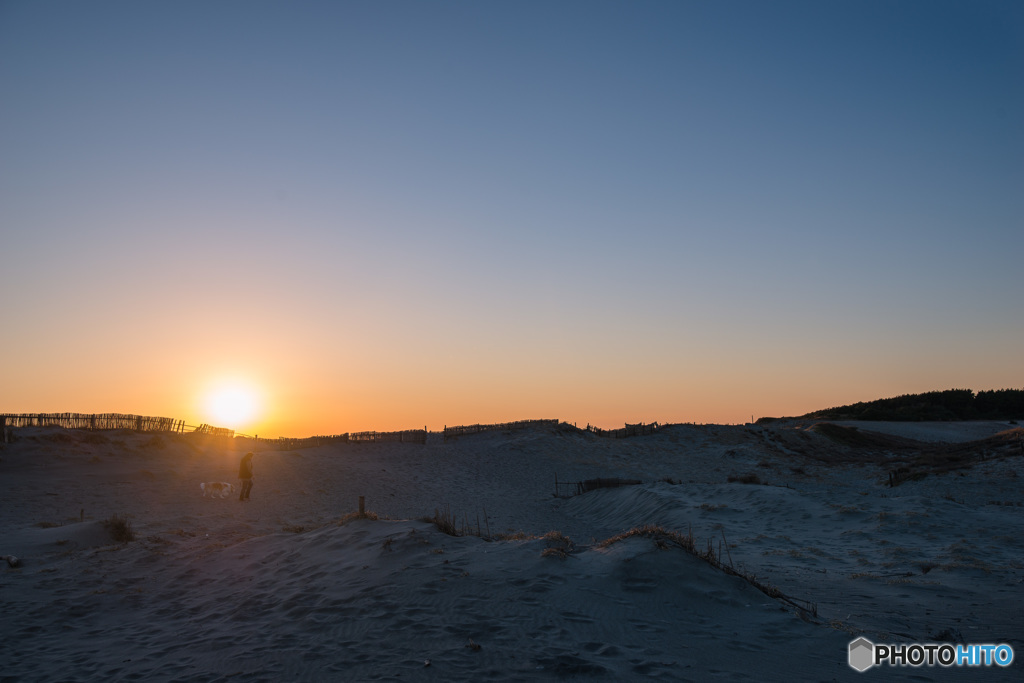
left=598, top=524, right=695, bottom=552
left=540, top=530, right=574, bottom=558
left=102, top=513, right=135, bottom=543
left=542, top=530, right=573, bottom=547
left=424, top=504, right=491, bottom=538
left=428, top=505, right=461, bottom=536
left=337, top=510, right=380, bottom=525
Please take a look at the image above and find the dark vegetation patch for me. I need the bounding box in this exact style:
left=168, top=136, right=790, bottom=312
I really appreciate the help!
left=804, top=388, right=1024, bottom=422
left=102, top=514, right=135, bottom=543
left=913, top=429, right=1024, bottom=474
left=750, top=420, right=1022, bottom=487
left=803, top=424, right=1024, bottom=485
left=809, top=423, right=922, bottom=451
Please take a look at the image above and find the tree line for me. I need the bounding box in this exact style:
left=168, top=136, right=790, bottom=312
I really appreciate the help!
left=802, top=389, right=1024, bottom=421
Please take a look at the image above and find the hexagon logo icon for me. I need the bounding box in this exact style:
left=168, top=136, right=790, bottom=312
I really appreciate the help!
left=849, top=637, right=874, bottom=672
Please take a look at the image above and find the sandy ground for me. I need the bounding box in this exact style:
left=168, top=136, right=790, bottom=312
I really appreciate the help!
left=1, top=420, right=1021, bottom=681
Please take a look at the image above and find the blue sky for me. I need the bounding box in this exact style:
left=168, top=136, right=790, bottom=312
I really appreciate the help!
left=1, top=1, right=1021, bottom=434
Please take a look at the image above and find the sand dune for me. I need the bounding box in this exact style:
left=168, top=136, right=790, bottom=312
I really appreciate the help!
left=1, top=421, right=1021, bottom=680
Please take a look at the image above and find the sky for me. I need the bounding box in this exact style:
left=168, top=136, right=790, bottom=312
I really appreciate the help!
left=2, top=0, right=1022, bottom=437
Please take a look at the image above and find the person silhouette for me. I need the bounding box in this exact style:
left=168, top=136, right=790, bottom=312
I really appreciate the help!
left=238, top=452, right=254, bottom=501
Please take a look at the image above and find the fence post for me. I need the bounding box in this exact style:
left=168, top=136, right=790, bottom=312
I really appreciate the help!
left=358, top=496, right=365, bottom=515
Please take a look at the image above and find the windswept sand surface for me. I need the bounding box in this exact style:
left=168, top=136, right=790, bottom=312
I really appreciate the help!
left=1, top=421, right=1022, bottom=681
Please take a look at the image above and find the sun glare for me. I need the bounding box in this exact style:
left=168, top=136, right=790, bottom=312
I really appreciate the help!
left=204, top=383, right=261, bottom=429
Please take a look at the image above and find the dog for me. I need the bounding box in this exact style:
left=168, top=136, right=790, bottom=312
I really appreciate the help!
left=200, top=481, right=235, bottom=499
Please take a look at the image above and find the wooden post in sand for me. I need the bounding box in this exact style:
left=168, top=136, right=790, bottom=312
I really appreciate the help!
left=358, top=496, right=365, bottom=515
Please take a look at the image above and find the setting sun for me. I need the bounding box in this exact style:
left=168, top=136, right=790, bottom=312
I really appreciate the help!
left=203, top=382, right=262, bottom=430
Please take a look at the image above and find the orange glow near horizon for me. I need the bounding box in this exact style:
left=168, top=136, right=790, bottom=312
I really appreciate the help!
left=2, top=366, right=1019, bottom=440
left=197, top=373, right=953, bottom=438
left=3, top=328, right=1017, bottom=440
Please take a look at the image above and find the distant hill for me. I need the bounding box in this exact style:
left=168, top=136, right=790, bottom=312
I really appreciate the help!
left=799, top=389, right=1024, bottom=422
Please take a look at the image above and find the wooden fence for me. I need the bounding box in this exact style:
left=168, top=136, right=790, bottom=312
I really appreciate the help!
left=190, top=423, right=236, bottom=438
left=2, top=412, right=665, bottom=447
left=0, top=413, right=232, bottom=438
left=349, top=429, right=427, bottom=444
left=2, top=413, right=186, bottom=432
left=585, top=422, right=662, bottom=439
left=248, top=434, right=351, bottom=450
left=244, top=429, right=427, bottom=450
left=443, top=419, right=559, bottom=441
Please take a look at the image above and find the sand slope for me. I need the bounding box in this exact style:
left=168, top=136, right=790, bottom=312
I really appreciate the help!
left=1, top=422, right=1021, bottom=681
